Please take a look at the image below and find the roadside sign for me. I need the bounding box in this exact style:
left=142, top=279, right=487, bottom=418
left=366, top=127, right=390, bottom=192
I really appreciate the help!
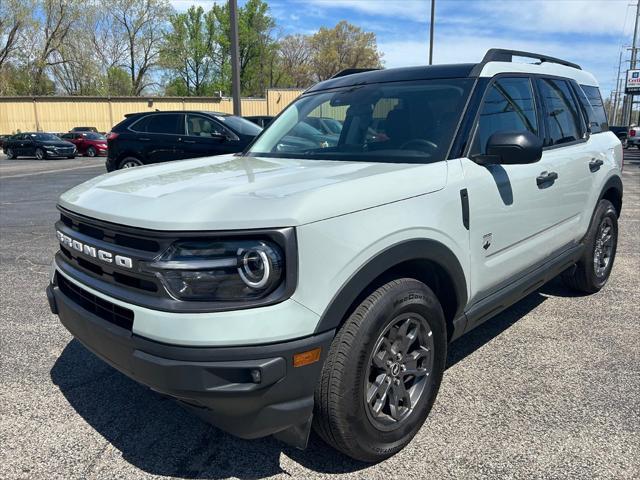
left=626, top=69, right=640, bottom=94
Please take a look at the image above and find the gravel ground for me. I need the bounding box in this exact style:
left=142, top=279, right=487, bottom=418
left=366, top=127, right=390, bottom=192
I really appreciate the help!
left=0, top=152, right=638, bottom=479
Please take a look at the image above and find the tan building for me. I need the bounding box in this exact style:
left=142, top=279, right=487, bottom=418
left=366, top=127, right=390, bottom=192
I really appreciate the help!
left=0, top=89, right=303, bottom=134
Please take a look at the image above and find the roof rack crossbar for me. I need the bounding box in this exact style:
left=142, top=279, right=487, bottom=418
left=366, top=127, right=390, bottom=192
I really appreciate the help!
left=330, top=68, right=381, bottom=79
left=481, top=48, right=581, bottom=70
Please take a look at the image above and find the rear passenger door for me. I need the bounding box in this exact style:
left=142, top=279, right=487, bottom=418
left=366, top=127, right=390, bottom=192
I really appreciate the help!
left=534, top=77, right=592, bottom=253
left=462, top=76, right=561, bottom=304
left=129, top=113, right=185, bottom=164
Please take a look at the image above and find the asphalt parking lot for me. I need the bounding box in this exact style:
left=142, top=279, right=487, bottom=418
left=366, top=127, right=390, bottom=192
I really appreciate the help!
left=1, top=151, right=638, bottom=480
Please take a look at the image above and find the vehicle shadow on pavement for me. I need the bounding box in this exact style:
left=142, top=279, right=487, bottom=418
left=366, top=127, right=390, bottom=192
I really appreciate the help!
left=50, top=287, right=557, bottom=478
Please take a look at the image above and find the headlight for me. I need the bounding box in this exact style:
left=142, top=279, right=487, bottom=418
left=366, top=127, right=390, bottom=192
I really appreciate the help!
left=43, top=145, right=57, bottom=149
left=147, top=239, right=285, bottom=301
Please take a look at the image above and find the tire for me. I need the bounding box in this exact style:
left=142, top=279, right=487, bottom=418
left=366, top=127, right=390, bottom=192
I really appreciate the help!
left=119, top=157, right=143, bottom=169
left=67, top=155, right=75, bottom=159
left=313, top=278, right=447, bottom=462
left=35, top=148, right=46, bottom=160
left=86, top=146, right=96, bottom=157
left=562, top=199, right=618, bottom=293
left=5, top=148, right=15, bottom=159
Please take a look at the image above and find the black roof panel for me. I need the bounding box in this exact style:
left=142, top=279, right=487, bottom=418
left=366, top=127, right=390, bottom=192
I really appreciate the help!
left=306, top=63, right=478, bottom=93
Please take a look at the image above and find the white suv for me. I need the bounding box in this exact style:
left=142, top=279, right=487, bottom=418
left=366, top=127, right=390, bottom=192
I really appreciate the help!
left=47, top=49, right=623, bottom=462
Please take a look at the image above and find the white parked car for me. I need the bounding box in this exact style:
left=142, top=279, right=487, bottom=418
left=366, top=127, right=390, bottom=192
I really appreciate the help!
left=47, top=49, right=623, bottom=462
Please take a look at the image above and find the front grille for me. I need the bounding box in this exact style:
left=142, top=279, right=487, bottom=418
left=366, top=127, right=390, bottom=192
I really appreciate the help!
left=57, top=273, right=134, bottom=330
left=60, top=213, right=160, bottom=252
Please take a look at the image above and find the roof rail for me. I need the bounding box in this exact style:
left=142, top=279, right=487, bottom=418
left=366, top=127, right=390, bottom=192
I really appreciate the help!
left=330, top=68, right=381, bottom=79
left=481, top=48, right=581, bottom=70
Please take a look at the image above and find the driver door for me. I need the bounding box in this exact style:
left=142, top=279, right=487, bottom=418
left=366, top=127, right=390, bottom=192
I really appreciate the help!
left=461, top=76, right=558, bottom=305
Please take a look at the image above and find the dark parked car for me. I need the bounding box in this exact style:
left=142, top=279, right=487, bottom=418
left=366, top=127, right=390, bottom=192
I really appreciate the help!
left=106, top=111, right=262, bottom=170
left=0, top=134, right=11, bottom=149
left=609, top=125, right=629, bottom=148
left=71, top=126, right=99, bottom=133
left=61, top=132, right=108, bottom=157
left=245, top=115, right=274, bottom=128
left=3, top=132, right=76, bottom=159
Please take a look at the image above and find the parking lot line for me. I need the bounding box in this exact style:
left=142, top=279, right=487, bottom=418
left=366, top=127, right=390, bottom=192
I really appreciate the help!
left=0, top=163, right=104, bottom=180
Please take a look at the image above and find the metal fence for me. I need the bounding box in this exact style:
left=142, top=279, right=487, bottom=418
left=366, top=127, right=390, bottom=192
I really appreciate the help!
left=0, top=89, right=303, bottom=134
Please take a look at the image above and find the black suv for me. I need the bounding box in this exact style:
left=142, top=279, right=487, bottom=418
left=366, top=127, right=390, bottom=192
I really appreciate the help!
left=106, top=111, right=262, bottom=171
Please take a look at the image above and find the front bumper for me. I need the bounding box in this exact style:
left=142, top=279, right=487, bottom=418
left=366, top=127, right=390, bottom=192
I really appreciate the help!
left=47, top=279, right=334, bottom=442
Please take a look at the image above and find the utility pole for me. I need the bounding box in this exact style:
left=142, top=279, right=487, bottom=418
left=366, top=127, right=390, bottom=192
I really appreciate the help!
left=613, top=48, right=624, bottom=124
left=229, top=0, right=241, bottom=116
left=429, top=0, right=435, bottom=65
left=627, top=1, right=640, bottom=126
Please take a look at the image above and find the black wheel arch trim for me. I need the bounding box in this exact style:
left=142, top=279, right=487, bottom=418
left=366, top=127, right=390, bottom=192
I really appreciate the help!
left=313, top=239, right=468, bottom=336
left=598, top=175, right=623, bottom=216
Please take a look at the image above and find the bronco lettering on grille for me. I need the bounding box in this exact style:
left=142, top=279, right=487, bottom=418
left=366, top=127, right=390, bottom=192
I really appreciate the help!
left=56, top=230, right=133, bottom=269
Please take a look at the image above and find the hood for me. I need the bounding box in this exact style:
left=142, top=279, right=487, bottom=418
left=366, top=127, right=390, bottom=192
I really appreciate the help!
left=59, top=154, right=447, bottom=230
left=44, top=140, right=75, bottom=147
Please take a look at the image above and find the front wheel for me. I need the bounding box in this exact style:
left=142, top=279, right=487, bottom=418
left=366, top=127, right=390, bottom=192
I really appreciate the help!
left=5, top=148, right=15, bottom=159
left=35, top=148, right=46, bottom=160
left=562, top=199, right=618, bottom=293
left=313, top=278, right=447, bottom=462
left=86, top=146, right=96, bottom=157
left=119, top=157, right=143, bottom=169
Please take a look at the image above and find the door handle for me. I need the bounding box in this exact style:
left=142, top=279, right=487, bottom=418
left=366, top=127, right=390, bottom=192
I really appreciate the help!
left=589, top=158, right=604, bottom=172
left=138, top=137, right=151, bottom=141
left=536, top=171, right=558, bottom=187
left=180, top=138, right=196, bottom=143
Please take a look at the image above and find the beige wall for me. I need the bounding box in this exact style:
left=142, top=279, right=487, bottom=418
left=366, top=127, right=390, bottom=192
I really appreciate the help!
left=0, top=89, right=303, bottom=134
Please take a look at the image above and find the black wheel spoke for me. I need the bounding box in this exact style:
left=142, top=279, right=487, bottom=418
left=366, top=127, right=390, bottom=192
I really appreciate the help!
left=365, top=313, right=434, bottom=428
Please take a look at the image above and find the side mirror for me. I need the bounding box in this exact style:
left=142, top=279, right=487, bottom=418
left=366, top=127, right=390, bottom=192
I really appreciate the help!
left=473, top=131, right=543, bottom=165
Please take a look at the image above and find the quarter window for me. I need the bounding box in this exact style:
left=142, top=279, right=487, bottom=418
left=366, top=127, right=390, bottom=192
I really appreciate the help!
left=472, top=77, right=538, bottom=154
left=577, top=84, right=608, bottom=134
left=538, top=78, right=583, bottom=146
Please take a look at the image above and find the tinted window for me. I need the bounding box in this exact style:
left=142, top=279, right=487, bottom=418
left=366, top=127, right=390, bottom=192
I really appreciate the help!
left=84, top=132, right=106, bottom=140
left=133, top=114, right=184, bottom=134
left=217, top=115, right=262, bottom=136
left=578, top=85, right=608, bottom=134
left=33, top=133, right=60, bottom=141
left=538, top=78, right=583, bottom=146
left=61, top=133, right=73, bottom=139
left=247, top=78, right=473, bottom=163
left=186, top=114, right=224, bottom=137
left=472, top=77, right=538, bottom=154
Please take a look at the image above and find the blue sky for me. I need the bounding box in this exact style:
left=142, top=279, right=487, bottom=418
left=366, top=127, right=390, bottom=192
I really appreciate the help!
left=171, top=0, right=635, bottom=98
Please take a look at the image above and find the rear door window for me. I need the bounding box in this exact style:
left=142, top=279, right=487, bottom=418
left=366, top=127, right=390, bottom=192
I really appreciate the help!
left=577, top=85, right=608, bottom=134
left=538, top=78, right=583, bottom=146
left=132, top=114, right=185, bottom=135
left=471, top=77, right=538, bottom=154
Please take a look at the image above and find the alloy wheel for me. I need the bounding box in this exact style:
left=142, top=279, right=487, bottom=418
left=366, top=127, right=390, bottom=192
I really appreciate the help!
left=87, top=147, right=96, bottom=157
left=593, top=217, right=614, bottom=278
left=364, top=314, right=434, bottom=430
left=35, top=148, right=44, bottom=160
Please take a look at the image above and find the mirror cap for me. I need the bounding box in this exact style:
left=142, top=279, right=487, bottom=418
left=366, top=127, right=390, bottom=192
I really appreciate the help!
left=479, top=131, right=543, bottom=165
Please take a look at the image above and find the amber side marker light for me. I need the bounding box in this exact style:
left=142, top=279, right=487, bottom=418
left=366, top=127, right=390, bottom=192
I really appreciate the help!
left=293, top=347, right=321, bottom=367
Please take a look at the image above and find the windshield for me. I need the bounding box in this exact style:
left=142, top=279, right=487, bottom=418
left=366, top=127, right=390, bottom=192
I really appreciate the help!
left=84, top=132, right=106, bottom=140
left=32, top=133, right=60, bottom=141
left=216, top=115, right=262, bottom=136
left=247, top=78, right=473, bottom=162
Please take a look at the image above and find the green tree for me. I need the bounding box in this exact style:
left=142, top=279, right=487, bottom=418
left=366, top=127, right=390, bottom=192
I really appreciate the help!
left=309, top=20, right=382, bottom=82
left=110, top=0, right=173, bottom=95
left=161, top=6, right=220, bottom=96
left=212, top=0, right=278, bottom=96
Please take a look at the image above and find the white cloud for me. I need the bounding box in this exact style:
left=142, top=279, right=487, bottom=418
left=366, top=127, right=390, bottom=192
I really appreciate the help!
left=379, top=33, right=621, bottom=94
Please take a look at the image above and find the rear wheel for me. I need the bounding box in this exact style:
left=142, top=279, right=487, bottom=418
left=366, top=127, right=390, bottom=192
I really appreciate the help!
left=119, top=157, right=143, bottom=169
left=35, top=148, right=46, bottom=160
left=5, top=148, right=15, bottom=159
left=562, top=199, right=618, bottom=293
left=86, top=146, right=96, bottom=157
left=313, top=278, right=447, bottom=462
